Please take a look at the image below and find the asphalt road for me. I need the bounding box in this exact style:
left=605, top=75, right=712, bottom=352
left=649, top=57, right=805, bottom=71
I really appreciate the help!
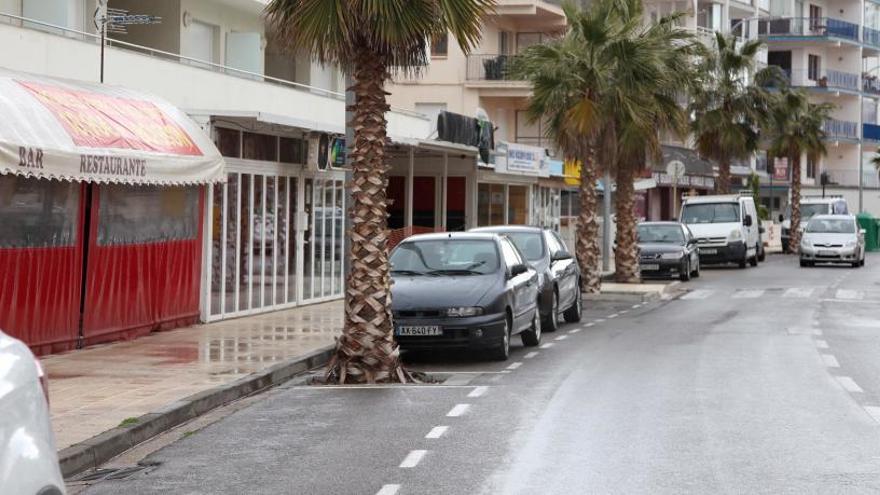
left=80, top=253, right=880, bottom=494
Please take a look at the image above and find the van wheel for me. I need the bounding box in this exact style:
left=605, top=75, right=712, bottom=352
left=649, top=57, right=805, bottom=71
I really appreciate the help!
left=749, top=253, right=758, bottom=267
left=738, top=256, right=747, bottom=269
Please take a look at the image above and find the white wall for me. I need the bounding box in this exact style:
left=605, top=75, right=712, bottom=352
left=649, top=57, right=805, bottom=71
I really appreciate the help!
left=180, top=0, right=264, bottom=72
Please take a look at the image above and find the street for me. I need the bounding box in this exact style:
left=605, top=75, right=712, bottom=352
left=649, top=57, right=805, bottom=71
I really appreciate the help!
left=78, top=254, right=880, bottom=494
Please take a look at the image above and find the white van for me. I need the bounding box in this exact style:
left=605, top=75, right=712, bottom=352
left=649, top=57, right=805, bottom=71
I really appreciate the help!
left=679, top=194, right=762, bottom=268
left=780, top=196, right=849, bottom=252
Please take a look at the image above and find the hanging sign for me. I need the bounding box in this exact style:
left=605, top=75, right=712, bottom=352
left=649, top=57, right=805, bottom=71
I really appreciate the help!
left=494, top=141, right=549, bottom=177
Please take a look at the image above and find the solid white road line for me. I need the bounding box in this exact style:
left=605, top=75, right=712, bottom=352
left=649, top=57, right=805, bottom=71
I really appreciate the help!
left=524, top=351, right=539, bottom=359
left=376, top=484, right=400, bottom=495
left=784, top=287, right=814, bottom=298
left=682, top=289, right=713, bottom=300
left=619, top=310, right=629, bottom=314
left=425, top=426, right=449, bottom=439
left=447, top=404, right=470, bottom=417
left=821, top=354, right=841, bottom=368
left=837, top=376, right=864, bottom=393
left=399, top=450, right=427, bottom=468
left=864, top=406, right=880, bottom=424
left=733, top=289, right=764, bottom=299
left=815, top=339, right=829, bottom=349
left=506, top=362, right=522, bottom=370
left=568, top=328, right=582, bottom=334
left=539, top=343, right=554, bottom=349
left=836, top=289, right=864, bottom=300
left=554, top=335, right=568, bottom=341
left=467, top=386, right=489, bottom=398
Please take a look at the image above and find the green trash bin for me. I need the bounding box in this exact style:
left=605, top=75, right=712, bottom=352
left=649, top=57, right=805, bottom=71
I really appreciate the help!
left=857, top=213, right=880, bottom=252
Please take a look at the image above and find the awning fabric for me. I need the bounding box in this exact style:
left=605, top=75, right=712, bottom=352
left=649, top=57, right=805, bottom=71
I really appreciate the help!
left=0, top=69, right=224, bottom=185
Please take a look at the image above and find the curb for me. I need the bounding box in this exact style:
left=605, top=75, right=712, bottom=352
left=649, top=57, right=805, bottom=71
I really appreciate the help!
left=586, top=281, right=680, bottom=303
left=58, top=345, right=334, bottom=478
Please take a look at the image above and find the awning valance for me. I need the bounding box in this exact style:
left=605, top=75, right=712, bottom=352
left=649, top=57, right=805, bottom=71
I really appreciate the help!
left=0, top=69, right=224, bottom=185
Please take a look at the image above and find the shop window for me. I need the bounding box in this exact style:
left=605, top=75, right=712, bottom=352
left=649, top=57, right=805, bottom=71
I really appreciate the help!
left=478, top=183, right=505, bottom=227
left=280, top=136, right=308, bottom=164
left=0, top=175, right=79, bottom=248
left=431, top=33, right=448, bottom=57
left=508, top=185, right=528, bottom=224
left=807, top=54, right=820, bottom=82
left=806, top=156, right=816, bottom=179
left=215, top=127, right=241, bottom=158
left=97, top=185, right=199, bottom=245
left=243, top=132, right=278, bottom=162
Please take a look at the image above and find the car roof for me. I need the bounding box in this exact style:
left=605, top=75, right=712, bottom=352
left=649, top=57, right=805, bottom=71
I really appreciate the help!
left=638, top=221, right=683, bottom=226
left=401, top=232, right=501, bottom=243
left=808, top=214, right=854, bottom=221
left=802, top=197, right=844, bottom=203
left=681, top=194, right=744, bottom=204
left=470, top=225, right=544, bottom=234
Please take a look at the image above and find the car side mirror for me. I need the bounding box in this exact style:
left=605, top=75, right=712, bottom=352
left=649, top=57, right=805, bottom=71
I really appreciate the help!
left=778, top=214, right=784, bottom=223
left=510, top=263, right=528, bottom=277
left=759, top=226, right=766, bottom=234
left=551, top=250, right=573, bottom=262
left=743, top=215, right=753, bottom=227
left=860, top=229, right=867, bottom=235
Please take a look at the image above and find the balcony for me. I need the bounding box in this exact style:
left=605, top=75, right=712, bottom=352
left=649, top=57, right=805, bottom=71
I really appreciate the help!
left=865, top=27, right=880, bottom=48
left=467, top=54, right=522, bottom=82
left=826, top=169, right=880, bottom=188
left=757, top=17, right=859, bottom=43
left=863, top=73, right=880, bottom=96
left=779, top=68, right=860, bottom=92
left=863, top=123, right=880, bottom=142
left=824, top=119, right=859, bottom=141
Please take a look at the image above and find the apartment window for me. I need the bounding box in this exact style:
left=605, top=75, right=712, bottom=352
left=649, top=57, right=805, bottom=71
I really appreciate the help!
left=808, top=54, right=820, bottom=81
left=499, top=32, right=511, bottom=55
left=215, top=127, right=241, bottom=158
left=280, top=137, right=308, bottom=164
left=243, top=132, right=278, bottom=162
left=415, top=103, right=447, bottom=131
left=516, top=33, right=544, bottom=54
left=809, top=5, right=822, bottom=31
left=806, top=156, right=817, bottom=179
left=182, top=20, right=219, bottom=68
left=431, top=33, right=448, bottom=57
left=515, top=110, right=543, bottom=147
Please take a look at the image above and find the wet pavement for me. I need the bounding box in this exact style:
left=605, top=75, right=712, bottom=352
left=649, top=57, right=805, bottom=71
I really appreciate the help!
left=44, top=300, right=343, bottom=450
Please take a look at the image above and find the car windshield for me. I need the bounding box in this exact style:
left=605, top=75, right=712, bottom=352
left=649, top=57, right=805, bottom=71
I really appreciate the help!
left=801, top=203, right=829, bottom=220
left=681, top=203, right=740, bottom=224
left=806, top=218, right=855, bottom=233
left=390, top=239, right=499, bottom=275
left=637, top=225, right=685, bottom=244
left=502, top=232, right=545, bottom=262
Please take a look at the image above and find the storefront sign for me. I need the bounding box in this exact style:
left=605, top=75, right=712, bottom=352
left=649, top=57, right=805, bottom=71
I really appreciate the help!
left=563, top=159, right=581, bottom=186
left=495, top=142, right=549, bottom=177
left=652, top=172, right=715, bottom=189
left=772, top=157, right=790, bottom=181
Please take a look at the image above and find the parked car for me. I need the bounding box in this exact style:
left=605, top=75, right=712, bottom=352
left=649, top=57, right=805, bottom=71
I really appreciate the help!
left=0, top=330, right=65, bottom=495
left=799, top=214, right=866, bottom=268
left=637, top=222, right=700, bottom=281
left=680, top=194, right=761, bottom=268
left=781, top=195, right=849, bottom=252
left=470, top=225, right=582, bottom=332
left=389, top=232, right=541, bottom=360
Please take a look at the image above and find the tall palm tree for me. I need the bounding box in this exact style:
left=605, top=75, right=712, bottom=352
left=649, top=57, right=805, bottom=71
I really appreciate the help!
left=265, top=0, right=493, bottom=383
left=690, top=33, right=777, bottom=194
left=766, top=89, right=834, bottom=253
left=872, top=149, right=880, bottom=173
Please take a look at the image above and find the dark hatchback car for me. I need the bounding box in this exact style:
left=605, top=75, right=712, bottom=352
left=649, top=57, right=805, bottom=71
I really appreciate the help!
left=470, top=225, right=582, bottom=332
left=637, top=222, right=700, bottom=281
left=390, top=233, right=541, bottom=360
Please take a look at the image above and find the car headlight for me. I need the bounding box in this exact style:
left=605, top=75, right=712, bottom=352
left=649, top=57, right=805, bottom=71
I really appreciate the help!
left=446, top=306, right=484, bottom=317
left=845, top=240, right=857, bottom=247
left=661, top=252, right=683, bottom=260
left=728, top=229, right=742, bottom=241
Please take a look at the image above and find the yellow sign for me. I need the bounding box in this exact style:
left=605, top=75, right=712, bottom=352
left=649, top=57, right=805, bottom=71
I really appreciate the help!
left=563, top=159, right=581, bottom=186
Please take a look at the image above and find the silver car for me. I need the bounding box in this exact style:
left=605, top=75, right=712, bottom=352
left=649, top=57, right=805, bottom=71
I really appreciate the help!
left=799, top=215, right=866, bottom=268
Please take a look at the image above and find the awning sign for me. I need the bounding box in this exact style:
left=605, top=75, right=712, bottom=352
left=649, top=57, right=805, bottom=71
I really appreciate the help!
left=0, top=69, right=224, bottom=185
left=494, top=142, right=549, bottom=177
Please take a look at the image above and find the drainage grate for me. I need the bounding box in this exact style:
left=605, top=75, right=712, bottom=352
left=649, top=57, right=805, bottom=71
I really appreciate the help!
left=72, top=464, right=156, bottom=482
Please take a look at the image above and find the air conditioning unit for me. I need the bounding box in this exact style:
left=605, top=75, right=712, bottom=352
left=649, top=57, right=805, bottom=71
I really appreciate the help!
left=306, top=132, right=347, bottom=171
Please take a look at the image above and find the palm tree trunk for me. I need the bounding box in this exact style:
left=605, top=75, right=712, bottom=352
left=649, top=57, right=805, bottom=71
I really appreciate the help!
left=716, top=158, right=731, bottom=194
left=789, top=154, right=802, bottom=253
left=326, top=49, right=406, bottom=384
left=575, top=149, right=601, bottom=294
left=614, top=162, right=640, bottom=283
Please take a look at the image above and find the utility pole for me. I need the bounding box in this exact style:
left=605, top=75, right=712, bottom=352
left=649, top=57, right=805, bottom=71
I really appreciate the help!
left=602, top=171, right=612, bottom=273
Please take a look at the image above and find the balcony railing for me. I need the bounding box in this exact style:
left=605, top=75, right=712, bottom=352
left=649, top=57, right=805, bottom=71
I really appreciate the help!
left=466, top=54, right=525, bottom=82
left=863, top=73, right=880, bottom=95
left=863, top=123, right=880, bottom=141
left=865, top=26, right=880, bottom=47
left=757, top=17, right=859, bottom=42
left=779, top=68, right=859, bottom=91
left=824, top=119, right=859, bottom=140
left=826, top=169, right=880, bottom=188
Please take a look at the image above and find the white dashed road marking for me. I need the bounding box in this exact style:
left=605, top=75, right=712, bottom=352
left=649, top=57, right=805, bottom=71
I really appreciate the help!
left=733, top=289, right=764, bottom=299
left=632, top=304, right=641, bottom=309
left=815, top=340, right=829, bottom=349
left=399, top=450, right=427, bottom=468
left=865, top=406, right=880, bottom=424
left=682, top=289, right=713, bottom=300
left=620, top=310, right=629, bottom=314
left=506, top=362, right=522, bottom=370
left=554, top=335, right=568, bottom=341
left=425, top=426, right=449, bottom=439
left=568, top=328, right=581, bottom=334
left=595, top=318, right=606, bottom=323
left=539, top=343, right=554, bottom=349
left=607, top=313, right=619, bottom=319
left=837, top=376, right=864, bottom=393
left=836, top=289, right=864, bottom=300
left=584, top=322, right=595, bottom=328
left=447, top=404, right=470, bottom=417
left=821, top=354, right=841, bottom=368
left=784, top=287, right=814, bottom=298
left=524, top=351, right=539, bottom=359
left=467, top=386, right=488, bottom=398
left=376, top=484, right=400, bottom=495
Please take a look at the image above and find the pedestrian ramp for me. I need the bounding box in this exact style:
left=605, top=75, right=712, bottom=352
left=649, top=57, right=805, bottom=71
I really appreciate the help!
left=680, top=287, right=875, bottom=302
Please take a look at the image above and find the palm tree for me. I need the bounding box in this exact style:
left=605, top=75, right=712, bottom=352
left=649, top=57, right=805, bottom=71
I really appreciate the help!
left=766, top=89, right=834, bottom=253
left=872, top=149, right=880, bottom=173
left=690, top=33, right=778, bottom=194
left=265, top=0, right=494, bottom=384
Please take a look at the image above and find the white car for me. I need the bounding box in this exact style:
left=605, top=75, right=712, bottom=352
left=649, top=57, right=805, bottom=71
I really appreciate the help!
left=799, top=215, right=866, bottom=268
left=0, top=330, right=65, bottom=495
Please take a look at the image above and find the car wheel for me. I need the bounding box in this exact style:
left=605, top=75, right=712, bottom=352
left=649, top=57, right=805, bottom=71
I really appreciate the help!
left=563, top=287, right=583, bottom=323
left=738, top=256, right=747, bottom=269
left=692, top=257, right=701, bottom=278
left=543, top=291, right=559, bottom=333
left=749, top=251, right=758, bottom=267
left=852, top=260, right=860, bottom=268
left=757, top=244, right=766, bottom=262
left=521, top=308, right=542, bottom=347
left=680, top=259, right=691, bottom=282
left=800, top=259, right=809, bottom=268
left=490, top=315, right=511, bottom=361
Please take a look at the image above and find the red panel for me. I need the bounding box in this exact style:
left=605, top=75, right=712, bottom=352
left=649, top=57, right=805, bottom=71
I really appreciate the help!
left=81, top=187, right=204, bottom=345
left=413, top=177, right=435, bottom=211
left=447, top=177, right=466, bottom=210
left=0, top=184, right=84, bottom=355
left=388, top=176, right=405, bottom=212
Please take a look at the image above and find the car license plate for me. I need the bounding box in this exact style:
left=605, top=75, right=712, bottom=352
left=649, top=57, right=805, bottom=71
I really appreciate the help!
left=819, top=250, right=837, bottom=256
left=396, top=325, right=442, bottom=336
left=642, top=264, right=660, bottom=271
left=700, top=248, right=717, bottom=255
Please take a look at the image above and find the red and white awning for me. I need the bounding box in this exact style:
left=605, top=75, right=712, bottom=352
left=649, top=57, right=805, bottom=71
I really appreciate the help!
left=0, top=69, right=224, bottom=185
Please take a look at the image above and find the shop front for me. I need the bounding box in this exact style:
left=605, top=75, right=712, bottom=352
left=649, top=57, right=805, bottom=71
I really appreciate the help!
left=476, top=141, right=549, bottom=227
left=0, top=69, right=224, bottom=354
left=645, top=146, right=716, bottom=221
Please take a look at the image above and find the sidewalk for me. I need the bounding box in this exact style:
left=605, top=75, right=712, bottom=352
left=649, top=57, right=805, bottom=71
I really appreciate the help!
left=43, top=300, right=343, bottom=451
